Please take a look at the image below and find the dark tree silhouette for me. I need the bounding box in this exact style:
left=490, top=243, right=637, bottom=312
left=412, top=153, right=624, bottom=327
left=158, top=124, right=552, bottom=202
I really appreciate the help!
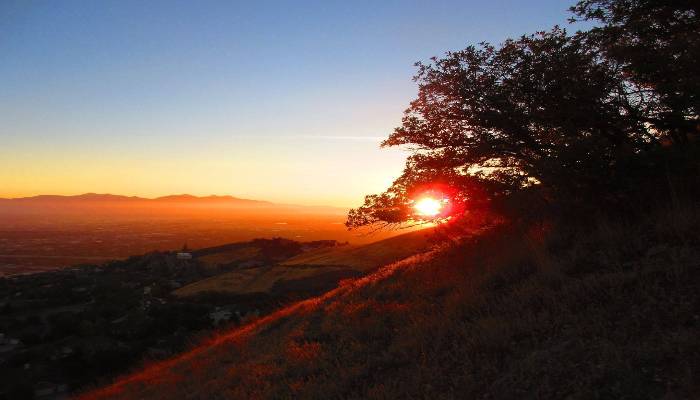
left=570, top=0, right=700, bottom=143
left=347, top=3, right=699, bottom=229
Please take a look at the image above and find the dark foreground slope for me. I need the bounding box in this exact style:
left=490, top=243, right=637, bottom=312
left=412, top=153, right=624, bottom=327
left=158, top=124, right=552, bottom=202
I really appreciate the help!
left=81, top=206, right=699, bottom=400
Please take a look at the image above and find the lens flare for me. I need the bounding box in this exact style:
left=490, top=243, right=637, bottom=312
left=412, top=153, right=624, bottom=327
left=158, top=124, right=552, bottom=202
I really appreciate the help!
left=414, top=197, right=443, bottom=217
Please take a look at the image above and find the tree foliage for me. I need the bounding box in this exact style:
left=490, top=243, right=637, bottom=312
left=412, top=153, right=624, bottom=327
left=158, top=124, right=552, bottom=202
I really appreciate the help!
left=347, top=1, right=699, bottom=229
left=570, top=0, right=700, bottom=142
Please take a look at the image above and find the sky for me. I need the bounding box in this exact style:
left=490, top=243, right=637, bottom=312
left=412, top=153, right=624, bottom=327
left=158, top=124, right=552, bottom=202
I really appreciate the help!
left=1, top=0, right=577, bottom=207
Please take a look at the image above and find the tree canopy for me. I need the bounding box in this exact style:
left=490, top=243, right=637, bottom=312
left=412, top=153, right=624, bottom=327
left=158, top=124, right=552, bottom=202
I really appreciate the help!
left=347, top=0, right=699, bottom=229
left=571, top=0, right=700, bottom=142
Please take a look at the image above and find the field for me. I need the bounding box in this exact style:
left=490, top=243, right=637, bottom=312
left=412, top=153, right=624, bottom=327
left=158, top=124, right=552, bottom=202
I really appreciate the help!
left=281, top=228, right=432, bottom=271
left=173, top=264, right=357, bottom=296
left=174, top=229, right=433, bottom=297
left=197, top=247, right=261, bottom=270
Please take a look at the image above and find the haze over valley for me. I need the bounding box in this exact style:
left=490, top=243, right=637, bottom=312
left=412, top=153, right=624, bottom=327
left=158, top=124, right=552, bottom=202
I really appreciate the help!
left=0, top=193, right=393, bottom=276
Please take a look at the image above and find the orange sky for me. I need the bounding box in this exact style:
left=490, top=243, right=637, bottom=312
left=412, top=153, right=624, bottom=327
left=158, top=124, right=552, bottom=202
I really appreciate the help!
left=1, top=2, right=574, bottom=208
left=0, top=135, right=407, bottom=207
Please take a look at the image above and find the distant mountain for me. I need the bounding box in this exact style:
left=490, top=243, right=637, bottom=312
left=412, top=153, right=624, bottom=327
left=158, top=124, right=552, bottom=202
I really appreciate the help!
left=153, top=194, right=270, bottom=205
left=8, top=193, right=144, bottom=202
left=1, top=193, right=272, bottom=205
left=0, top=193, right=352, bottom=219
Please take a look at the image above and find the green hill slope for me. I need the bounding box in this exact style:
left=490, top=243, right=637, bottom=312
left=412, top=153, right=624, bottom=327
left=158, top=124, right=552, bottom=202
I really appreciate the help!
left=80, top=207, right=699, bottom=399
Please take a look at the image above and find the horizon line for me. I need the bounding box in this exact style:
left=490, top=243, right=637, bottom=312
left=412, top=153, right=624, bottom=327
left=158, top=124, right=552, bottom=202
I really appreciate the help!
left=0, top=192, right=353, bottom=210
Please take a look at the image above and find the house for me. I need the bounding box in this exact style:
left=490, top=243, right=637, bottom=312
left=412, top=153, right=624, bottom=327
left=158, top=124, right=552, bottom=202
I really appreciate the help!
left=50, top=346, right=74, bottom=361
left=167, top=280, right=182, bottom=289
left=34, top=381, right=68, bottom=399
left=209, top=308, right=233, bottom=326
left=147, top=347, right=170, bottom=358
left=176, top=243, right=193, bottom=260
left=235, top=309, right=260, bottom=322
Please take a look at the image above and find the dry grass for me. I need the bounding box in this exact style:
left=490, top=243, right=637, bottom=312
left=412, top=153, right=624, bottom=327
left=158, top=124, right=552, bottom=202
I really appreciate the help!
left=174, top=229, right=433, bottom=297
left=198, top=247, right=260, bottom=269
left=173, top=264, right=353, bottom=296
left=281, top=228, right=432, bottom=271
left=79, top=206, right=699, bottom=400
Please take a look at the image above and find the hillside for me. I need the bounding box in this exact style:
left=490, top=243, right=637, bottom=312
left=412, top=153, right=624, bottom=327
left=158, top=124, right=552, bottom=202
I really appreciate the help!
left=173, top=229, right=432, bottom=298
left=80, top=205, right=699, bottom=399
left=281, top=228, right=431, bottom=271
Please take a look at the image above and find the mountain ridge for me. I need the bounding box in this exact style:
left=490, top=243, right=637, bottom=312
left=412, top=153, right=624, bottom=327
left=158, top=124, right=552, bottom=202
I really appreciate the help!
left=0, top=193, right=357, bottom=213
left=0, top=193, right=270, bottom=204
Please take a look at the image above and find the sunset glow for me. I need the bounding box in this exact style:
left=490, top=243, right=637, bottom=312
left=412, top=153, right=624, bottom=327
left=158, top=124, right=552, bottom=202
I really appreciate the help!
left=0, top=2, right=571, bottom=207
left=414, top=197, right=444, bottom=217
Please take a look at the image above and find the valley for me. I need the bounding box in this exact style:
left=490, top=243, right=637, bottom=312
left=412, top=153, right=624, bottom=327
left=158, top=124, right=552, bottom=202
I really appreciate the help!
left=0, top=230, right=431, bottom=399
left=0, top=194, right=397, bottom=277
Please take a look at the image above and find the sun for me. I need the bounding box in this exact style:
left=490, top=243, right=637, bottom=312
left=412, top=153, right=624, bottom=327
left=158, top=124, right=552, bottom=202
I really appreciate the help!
left=414, top=197, right=443, bottom=217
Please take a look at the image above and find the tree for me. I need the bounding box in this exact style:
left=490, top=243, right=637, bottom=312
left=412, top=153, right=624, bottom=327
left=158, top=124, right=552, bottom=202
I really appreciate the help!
left=347, top=28, right=657, bottom=229
left=570, top=0, right=700, bottom=144
left=348, top=2, right=700, bottom=229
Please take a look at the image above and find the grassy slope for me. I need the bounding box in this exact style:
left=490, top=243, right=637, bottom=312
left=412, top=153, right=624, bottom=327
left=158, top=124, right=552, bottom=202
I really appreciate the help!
left=173, top=264, right=354, bottom=296
left=197, top=247, right=260, bottom=269
left=80, top=207, right=699, bottom=399
left=281, top=229, right=432, bottom=271
left=173, top=229, right=432, bottom=297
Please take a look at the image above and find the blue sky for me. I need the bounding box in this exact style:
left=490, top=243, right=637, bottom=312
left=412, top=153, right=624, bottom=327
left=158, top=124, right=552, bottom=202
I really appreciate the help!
left=1, top=0, right=578, bottom=206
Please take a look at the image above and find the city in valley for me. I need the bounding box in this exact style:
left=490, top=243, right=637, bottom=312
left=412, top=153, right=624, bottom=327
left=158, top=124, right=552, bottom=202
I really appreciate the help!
left=0, top=194, right=381, bottom=277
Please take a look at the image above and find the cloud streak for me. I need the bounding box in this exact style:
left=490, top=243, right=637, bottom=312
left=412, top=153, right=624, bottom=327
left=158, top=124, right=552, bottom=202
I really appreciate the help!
left=297, top=135, right=386, bottom=142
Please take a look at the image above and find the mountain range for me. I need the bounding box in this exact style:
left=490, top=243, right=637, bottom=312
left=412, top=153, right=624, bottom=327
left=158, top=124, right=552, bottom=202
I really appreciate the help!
left=0, top=193, right=271, bottom=205
left=0, top=193, right=354, bottom=215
